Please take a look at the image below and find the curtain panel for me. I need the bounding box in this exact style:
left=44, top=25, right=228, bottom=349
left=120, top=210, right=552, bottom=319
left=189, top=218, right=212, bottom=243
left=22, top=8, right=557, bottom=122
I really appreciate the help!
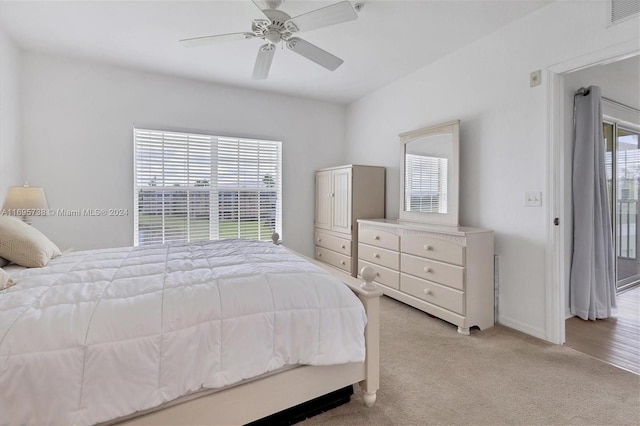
left=570, top=85, right=617, bottom=320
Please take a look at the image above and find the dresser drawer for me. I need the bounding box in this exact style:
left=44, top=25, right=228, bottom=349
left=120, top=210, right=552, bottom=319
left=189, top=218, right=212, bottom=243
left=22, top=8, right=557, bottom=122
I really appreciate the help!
left=358, top=259, right=400, bottom=289
left=315, top=246, right=352, bottom=273
left=359, top=228, right=400, bottom=251
left=401, top=253, right=465, bottom=291
left=401, top=235, right=465, bottom=266
left=315, top=232, right=351, bottom=256
left=401, top=273, right=465, bottom=315
left=358, top=244, right=400, bottom=270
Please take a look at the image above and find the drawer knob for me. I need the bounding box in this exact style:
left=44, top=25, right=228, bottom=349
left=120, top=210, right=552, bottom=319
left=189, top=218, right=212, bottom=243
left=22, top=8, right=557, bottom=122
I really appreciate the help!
left=423, top=267, right=433, bottom=273
left=423, top=289, right=433, bottom=296
left=317, top=238, right=322, bottom=242
left=317, top=253, right=322, bottom=257
left=424, top=245, right=433, bottom=251
left=376, top=272, right=380, bottom=277
left=341, top=260, right=346, bottom=265
left=373, top=253, right=380, bottom=258
left=341, top=244, right=346, bottom=249
left=374, top=235, right=380, bottom=240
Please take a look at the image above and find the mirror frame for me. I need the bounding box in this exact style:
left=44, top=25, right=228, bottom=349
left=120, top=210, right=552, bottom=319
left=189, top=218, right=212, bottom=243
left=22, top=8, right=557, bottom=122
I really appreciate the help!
left=399, top=120, right=460, bottom=226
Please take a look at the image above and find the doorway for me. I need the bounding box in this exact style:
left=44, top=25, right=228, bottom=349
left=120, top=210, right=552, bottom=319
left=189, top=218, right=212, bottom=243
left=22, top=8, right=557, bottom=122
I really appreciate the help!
left=559, top=55, right=640, bottom=374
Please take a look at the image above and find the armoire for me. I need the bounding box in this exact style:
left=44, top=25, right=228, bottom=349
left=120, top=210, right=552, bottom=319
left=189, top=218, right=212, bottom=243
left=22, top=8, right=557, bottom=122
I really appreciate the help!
left=314, top=165, right=385, bottom=276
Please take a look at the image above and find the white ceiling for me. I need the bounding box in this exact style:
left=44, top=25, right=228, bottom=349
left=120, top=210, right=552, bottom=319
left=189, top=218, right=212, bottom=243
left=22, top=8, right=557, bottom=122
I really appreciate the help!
left=0, top=0, right=552, bottom=104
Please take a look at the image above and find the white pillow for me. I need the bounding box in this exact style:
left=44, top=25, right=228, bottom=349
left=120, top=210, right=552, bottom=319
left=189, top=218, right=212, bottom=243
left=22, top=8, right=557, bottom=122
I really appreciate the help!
left=0, top=268, right=15, bottom=290
left=0, top=216, right=61, bottom=267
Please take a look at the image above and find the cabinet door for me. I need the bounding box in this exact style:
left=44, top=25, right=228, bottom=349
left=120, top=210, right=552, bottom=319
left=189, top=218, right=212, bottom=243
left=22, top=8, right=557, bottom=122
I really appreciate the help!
left=315, top=170, right=332, bottom=230
left=331, top=168, right=352, bottom=234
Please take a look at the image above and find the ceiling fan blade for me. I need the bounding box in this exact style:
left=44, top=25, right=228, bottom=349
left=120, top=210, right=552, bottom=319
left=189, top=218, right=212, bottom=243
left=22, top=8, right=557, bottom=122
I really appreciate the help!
left=252, top=44, right=276, bottom=80
left=286, top=37, right=343, bottom=71
left=251, top=0, right=279, bottom=19
left=252, top=0, right=282, bottom=10
left=285, top=1, right=357, bottom=33
left=180, top=32, right=253, bottom=47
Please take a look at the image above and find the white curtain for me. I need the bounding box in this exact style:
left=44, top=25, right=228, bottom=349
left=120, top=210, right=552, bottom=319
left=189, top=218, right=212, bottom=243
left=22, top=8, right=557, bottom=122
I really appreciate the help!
left=570, top=85, right=617, bottom=320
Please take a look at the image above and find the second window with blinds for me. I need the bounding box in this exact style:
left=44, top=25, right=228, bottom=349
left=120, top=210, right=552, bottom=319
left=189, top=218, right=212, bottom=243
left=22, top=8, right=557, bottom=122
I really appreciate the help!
left=134, top=128, right=282, bottom=246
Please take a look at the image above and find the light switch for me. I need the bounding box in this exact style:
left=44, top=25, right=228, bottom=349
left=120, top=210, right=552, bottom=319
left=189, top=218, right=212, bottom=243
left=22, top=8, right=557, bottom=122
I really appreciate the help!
left=524, top=191, right=542, bottom=207
left=530, top=70, right=542, bottom=87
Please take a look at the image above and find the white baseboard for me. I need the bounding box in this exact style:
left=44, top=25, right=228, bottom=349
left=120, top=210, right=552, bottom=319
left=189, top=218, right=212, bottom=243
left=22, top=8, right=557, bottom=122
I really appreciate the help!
left=498, top=316, right=547, bottom=341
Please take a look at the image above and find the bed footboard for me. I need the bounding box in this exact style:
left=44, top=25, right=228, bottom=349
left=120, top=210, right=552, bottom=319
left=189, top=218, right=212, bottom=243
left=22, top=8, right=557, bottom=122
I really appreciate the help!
left=273, top=231, right=382, bottom=408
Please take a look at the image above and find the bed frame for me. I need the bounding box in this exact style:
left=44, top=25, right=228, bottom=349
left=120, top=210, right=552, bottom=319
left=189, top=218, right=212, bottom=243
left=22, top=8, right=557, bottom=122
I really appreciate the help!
left=114, top=235, right=381, bottom=426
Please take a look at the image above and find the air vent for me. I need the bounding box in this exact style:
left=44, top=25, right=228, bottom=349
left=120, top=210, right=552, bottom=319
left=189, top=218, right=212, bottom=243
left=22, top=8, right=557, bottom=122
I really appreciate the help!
left=610, top=0, right=640, bottom=24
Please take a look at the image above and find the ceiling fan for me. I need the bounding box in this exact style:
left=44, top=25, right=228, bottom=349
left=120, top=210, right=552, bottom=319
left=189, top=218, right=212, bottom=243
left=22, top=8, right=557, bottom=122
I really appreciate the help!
left=180, top=0, right=361, bottom=80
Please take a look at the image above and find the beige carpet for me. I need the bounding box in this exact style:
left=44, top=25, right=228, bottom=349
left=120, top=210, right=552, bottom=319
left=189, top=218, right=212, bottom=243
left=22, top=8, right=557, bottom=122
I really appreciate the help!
left=302, top=296, right=640, bottom=425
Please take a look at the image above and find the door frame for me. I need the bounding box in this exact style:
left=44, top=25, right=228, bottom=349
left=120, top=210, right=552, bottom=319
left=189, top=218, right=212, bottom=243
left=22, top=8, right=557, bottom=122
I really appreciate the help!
left=545, top=40, right=639, bottom=345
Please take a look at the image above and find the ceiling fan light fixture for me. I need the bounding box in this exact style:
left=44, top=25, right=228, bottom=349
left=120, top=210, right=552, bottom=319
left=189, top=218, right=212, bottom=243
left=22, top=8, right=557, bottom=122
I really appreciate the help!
left=265, top=30, right=282, bottom=44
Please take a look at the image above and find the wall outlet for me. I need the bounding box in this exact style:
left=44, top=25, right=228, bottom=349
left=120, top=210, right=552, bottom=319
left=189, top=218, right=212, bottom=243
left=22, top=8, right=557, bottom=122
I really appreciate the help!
left=524, top=191, right=542, bottom=207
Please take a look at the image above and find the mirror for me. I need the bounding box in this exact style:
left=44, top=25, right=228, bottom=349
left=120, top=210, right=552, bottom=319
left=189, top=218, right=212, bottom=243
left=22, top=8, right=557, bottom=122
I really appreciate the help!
left=399, top=120, right=460, bottom=226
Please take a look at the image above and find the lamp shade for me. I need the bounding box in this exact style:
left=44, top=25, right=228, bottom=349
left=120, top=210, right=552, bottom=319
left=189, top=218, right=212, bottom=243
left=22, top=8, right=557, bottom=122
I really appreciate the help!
left=2, top=186, right=49, bottom=212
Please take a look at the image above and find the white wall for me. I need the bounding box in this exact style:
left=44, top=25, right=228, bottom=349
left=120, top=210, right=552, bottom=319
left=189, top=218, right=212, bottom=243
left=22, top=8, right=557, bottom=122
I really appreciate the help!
left=563, top=56, right=640, bottom=317
left=0, top=30, right=23, bottom=202
left=344, top=1, right=639, bottom=340
left=21, top=53, right=346, bottom=256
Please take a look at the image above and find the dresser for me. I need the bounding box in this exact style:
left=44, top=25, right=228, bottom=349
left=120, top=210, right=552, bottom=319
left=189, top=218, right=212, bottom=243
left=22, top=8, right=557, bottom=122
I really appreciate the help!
left=357, top=219, right=494, bottom=334
left=314, top=165, right=385, bottom=276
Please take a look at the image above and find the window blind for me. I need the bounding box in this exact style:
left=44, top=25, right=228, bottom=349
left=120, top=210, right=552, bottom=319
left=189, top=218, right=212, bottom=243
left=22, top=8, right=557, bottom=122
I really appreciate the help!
left=134, top=129, right=282, bottom=246
left=404, top=154, right=448, bottom=213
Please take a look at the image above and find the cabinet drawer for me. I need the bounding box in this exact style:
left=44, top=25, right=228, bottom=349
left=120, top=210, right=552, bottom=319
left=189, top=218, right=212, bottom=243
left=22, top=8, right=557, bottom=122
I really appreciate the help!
left=315, top=246, right=351, bottom=273
left=401, top=235, right=465, bottom=266
left=401, top=254, right=465, bottom=291
left=358, top=244, right=399, bottom=270
left=358, top=259, right=400, bottom=290
left=315, top=232, right=351, bottom=256
left=359, top=228, right=399, bottom=251
left=401, top=273, right=465, bottom=315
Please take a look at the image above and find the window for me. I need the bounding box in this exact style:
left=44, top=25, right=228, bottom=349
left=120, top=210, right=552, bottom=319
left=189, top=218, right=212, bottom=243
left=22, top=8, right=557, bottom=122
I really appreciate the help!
left=404, top=154, right=448, bottom=213
left=134, top=128, right=282, bottom=246
left=603, top=120, right=640, bottom=292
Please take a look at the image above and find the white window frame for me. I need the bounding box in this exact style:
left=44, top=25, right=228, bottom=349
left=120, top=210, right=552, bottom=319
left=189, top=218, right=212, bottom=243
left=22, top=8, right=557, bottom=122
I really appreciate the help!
left=133, top=128, right=282, bottom=246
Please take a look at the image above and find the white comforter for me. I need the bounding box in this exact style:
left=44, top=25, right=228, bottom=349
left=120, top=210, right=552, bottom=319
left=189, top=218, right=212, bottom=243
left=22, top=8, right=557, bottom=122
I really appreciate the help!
left=0, top=239, right=367, bottom=425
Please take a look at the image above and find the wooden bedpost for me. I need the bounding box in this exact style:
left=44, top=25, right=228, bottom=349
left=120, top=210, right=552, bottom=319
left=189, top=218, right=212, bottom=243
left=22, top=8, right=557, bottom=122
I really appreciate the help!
left=357, top=266, right=380, bottom=407
left=271, top=233, right=281, bottom=245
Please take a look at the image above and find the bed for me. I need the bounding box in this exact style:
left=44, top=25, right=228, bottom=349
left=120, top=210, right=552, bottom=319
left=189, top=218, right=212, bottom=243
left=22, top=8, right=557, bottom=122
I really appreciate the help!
left=0, top=229, right=380, bottom=426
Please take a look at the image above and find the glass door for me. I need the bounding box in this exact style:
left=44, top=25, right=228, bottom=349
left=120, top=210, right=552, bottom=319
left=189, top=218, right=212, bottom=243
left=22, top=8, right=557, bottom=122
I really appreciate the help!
left=605, top=122, right=640, bottom=292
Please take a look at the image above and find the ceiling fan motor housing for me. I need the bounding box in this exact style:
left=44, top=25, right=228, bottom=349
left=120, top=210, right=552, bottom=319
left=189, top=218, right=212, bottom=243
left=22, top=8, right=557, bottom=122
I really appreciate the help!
left=255, top=9, right=294, bottom=44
